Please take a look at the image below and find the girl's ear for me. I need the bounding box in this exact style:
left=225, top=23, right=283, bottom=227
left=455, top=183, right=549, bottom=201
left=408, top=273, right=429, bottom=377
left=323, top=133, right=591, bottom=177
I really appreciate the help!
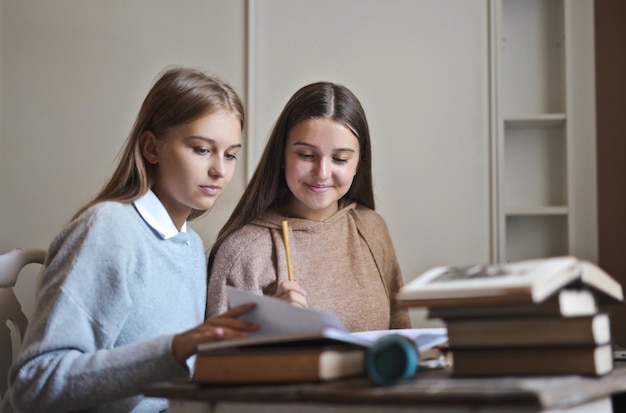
left=141, top=131, right=159, bottom=164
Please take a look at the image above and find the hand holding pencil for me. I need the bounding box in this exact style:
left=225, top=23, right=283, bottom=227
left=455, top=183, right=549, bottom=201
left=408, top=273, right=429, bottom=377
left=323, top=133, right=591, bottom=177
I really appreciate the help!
left=275, top=220, right=308, bottom=308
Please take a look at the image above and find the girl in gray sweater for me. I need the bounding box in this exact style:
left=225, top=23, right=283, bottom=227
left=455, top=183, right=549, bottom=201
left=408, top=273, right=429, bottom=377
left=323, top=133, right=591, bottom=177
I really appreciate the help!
left=2, top=67, right=257, bottom=413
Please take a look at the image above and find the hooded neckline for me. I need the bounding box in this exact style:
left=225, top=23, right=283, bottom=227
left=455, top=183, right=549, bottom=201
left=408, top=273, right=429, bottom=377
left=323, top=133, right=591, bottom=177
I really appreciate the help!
left=251, top=202, right=358, bottom=231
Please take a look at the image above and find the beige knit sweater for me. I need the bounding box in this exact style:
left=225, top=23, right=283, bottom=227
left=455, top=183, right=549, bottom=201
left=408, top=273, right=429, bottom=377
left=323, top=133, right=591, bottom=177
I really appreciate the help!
left=207, top=203, right=411, bottom=332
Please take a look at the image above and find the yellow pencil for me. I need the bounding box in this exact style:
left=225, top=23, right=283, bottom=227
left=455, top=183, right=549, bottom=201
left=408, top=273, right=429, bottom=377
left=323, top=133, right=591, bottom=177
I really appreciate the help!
left=281, top=220, right=295, bottom=282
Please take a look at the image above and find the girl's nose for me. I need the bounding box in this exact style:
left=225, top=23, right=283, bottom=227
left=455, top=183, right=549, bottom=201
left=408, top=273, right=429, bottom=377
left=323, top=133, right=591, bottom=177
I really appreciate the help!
left=209, top=157, right=226, bottom=178
left=314, top=158, right=330, bottom=180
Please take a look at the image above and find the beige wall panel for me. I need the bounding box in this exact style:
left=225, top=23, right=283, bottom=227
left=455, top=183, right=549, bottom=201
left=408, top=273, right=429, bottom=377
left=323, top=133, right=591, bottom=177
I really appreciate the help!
left=248, top=0, right=491, bottom=326
left=0, top=0, right=247, bottom=317
left=249, top=2, right=491, bottom=272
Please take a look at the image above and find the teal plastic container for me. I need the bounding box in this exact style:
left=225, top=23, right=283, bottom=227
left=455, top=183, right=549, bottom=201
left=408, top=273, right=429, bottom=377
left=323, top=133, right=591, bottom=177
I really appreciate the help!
left=365, top=334, right=419, bottom=385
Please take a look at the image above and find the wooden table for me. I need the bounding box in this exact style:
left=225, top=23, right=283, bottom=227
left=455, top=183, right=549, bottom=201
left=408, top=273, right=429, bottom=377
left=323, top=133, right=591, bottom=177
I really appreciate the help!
left=145, top=362, right=626, bottom=413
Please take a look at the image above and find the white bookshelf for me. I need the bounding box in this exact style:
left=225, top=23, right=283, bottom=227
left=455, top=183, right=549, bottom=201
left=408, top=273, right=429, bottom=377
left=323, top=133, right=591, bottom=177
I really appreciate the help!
left=490, top=0, right=596, bottom=262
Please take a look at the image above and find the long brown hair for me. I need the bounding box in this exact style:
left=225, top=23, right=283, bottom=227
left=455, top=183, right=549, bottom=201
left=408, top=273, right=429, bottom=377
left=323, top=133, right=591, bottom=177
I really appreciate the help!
left=73, top=66, right=244, bottom=221
left=208, top=81, right=373, bottom=267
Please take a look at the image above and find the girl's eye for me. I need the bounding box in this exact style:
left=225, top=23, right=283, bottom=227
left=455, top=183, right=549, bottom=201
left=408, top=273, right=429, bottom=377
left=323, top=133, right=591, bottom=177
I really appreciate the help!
left=225, top=153, right=238, bottom=160
left=333, top=157, right=349, bottom=164
left=297, top=152, right=314, bottom=160
left=194, top=147, right=211, bottom=155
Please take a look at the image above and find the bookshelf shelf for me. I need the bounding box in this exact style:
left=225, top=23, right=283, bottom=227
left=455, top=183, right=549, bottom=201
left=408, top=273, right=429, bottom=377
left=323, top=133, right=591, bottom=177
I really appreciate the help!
left=506, top=207, right=569, bottom=216
left=504, top=114, right=567, bottom=127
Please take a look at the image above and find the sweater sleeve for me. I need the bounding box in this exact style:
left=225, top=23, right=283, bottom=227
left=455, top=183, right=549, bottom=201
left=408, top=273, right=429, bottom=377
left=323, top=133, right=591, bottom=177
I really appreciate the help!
left=385, top=247, right=412, bottom=329
left=207, top=243, right=234, bottom=318
left=207, top=227, right=281, bottom=318
left=376, top=223, right=411, bottom=329
left=8, top=206, right=189, bottom=413
left=354, top=207, right=411, bottom=329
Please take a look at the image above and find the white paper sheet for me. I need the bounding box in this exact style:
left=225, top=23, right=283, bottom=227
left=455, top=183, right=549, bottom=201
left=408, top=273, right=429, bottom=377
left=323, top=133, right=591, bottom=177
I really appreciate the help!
left=227, top=286, right=347, bottom=336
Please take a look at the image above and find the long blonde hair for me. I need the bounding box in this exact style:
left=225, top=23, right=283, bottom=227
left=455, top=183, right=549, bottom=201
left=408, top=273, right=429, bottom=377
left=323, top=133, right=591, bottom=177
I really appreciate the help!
left=73, top=66, right=244, bottom=221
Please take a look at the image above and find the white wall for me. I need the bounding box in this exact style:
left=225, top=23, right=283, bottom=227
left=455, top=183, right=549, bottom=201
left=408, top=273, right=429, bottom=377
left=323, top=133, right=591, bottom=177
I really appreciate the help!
left=248, top=0, right=491, bottom=324
left=0, top=0, right=248, bottom=317
left=0, top=1, right=595, bottom=327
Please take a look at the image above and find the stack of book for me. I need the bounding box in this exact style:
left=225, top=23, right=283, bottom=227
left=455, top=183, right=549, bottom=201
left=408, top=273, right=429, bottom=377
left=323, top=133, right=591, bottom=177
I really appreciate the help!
left=396, top=256, right=624, bottom=377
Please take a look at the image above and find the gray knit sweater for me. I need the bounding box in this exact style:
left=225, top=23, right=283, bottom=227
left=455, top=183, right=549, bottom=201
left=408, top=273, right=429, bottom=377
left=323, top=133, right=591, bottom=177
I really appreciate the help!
left=208, top=203, right=410, bottom=332
left=4, top=201, right=206, bottom=413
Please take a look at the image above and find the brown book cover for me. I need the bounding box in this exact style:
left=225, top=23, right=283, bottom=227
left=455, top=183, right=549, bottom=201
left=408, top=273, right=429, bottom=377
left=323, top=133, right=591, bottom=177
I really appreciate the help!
left=451, top=344, right=613, bottom=377
left=192, top=345, right=365, bottom=383
left=446, top=313, right=610, bottom=348
left=427, top=289, right=598, bottom=319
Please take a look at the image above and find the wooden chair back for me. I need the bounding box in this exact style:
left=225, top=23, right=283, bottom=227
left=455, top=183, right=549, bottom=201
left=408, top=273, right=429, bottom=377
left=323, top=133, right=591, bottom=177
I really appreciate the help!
left=0, top=248, right=46, bottom=398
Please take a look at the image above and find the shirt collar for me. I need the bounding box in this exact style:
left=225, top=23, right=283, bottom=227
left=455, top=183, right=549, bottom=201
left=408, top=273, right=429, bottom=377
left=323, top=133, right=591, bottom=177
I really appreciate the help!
left=134, top=190, right=187, bottom=239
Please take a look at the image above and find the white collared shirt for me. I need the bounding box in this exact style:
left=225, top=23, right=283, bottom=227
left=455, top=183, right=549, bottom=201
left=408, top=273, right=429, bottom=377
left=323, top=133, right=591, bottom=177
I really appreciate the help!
left=133, top=190, right=187, bottom=240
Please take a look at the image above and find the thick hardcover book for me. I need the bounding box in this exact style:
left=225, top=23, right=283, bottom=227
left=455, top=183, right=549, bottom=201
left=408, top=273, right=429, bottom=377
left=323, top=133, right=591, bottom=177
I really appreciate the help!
left=193, top=345, right=365, bottom=383
left=428, top=289, right=598, bottom=320
left=193, top=329, right=448, bottom=384
left=446, top=313, right=611, bottom=348
left=194, top=288, right=448, bottom=384
left=397, top=256, right=623, bottom=308
left=451, top=344, right=613, bottom=377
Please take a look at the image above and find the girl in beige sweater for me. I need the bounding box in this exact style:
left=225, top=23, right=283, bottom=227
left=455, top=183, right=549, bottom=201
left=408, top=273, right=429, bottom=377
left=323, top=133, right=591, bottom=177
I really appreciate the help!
left=207, top=82, right=410, bottom=332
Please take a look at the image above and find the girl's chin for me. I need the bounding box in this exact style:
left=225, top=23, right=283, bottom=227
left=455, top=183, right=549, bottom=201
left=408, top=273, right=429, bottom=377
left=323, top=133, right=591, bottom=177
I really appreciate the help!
left=301, top=202, right=339, bottom=217
left=192, top=200, right=217, bottom=211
